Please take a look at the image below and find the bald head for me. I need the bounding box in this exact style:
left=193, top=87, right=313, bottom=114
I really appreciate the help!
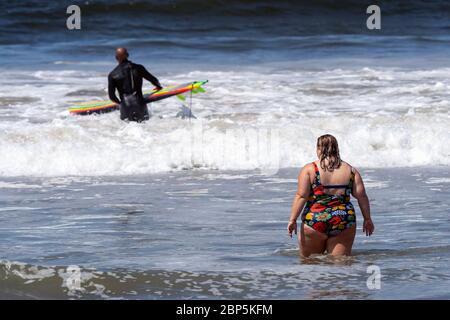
left=115, top=47, right=129, bottom=63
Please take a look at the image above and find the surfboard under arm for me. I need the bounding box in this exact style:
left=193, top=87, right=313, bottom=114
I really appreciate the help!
left=68, top=80, right=208, bottom=115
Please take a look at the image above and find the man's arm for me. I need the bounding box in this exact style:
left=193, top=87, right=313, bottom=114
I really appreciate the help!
left=140, top=65, right=162, bottom=89
left=108, top=74, right=121, bottom=104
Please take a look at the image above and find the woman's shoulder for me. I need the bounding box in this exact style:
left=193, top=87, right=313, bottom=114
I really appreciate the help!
left=303, top=161, right=317, bottom=171
left=342, top=161, right=359, bottom=174
left=298, top=162, right=315, bottom=175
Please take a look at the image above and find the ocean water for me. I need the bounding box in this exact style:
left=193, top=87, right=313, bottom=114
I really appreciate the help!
left=0, top=0, right=449, bottom=299
left=1, top=168, right=449, bottom=299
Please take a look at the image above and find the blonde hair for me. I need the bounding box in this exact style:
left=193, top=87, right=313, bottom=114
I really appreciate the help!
left=317, top=134, right=342, bottom=172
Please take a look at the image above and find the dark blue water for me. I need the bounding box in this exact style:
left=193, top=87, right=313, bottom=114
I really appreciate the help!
left=1, top=0, right=450, bottom=69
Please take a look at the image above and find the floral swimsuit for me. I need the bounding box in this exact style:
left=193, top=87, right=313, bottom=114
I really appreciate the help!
left=302, top=162, right=356, bottom=236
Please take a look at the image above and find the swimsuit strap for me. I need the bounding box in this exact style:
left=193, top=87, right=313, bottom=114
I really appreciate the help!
left=312, top=161, right=319, bottom=174
left=312, top=162, right=321, bottom=185
left=348, top=166, right=355, bottom=188
left=323, top=184, right=349, bottom=189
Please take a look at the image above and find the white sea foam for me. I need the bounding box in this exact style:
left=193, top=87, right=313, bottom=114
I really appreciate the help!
left=0, top=181, right=42, bottom=189
left=425, top=178, right=450, bottom=184
left=0, top=67, right=449, bottom=176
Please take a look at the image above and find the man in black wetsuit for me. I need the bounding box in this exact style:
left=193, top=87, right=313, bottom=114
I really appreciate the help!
left=108, top=47, right=162, bottom=122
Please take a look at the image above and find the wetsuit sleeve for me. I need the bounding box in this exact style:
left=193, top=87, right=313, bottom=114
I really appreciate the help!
left=140, top=66, right=162, bottom=89
left=108, top=74, right=121, bottom=104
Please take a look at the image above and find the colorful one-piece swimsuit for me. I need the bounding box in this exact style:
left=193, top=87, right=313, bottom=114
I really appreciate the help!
left=302, top=162, right=356, bottom=236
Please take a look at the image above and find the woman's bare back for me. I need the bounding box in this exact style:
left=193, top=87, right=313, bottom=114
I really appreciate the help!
left=312, top=160, right=353, bottom=196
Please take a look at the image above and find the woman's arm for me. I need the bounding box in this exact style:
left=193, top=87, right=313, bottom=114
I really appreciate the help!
left=287, top=165, right=311, bottom=237
left=351, top=169, right=375, bottom=236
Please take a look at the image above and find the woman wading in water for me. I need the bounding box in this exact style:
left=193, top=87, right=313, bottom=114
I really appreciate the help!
left=287, top=134, right=374, bottom=256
